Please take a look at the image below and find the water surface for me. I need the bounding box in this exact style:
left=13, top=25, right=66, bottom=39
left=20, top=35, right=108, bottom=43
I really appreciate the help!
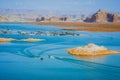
left=0, top=23, right=120, bottom=80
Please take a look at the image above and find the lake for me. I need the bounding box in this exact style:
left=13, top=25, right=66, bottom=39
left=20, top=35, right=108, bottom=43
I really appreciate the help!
left=0, top=23, right=120, bottom=80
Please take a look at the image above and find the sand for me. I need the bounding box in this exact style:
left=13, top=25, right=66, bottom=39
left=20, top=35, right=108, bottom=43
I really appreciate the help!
left=31, top=22, right=120, bottom=32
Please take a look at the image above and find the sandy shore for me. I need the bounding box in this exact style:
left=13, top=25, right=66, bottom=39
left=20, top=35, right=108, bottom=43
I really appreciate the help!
left=31, top=22, right=120, bottom=32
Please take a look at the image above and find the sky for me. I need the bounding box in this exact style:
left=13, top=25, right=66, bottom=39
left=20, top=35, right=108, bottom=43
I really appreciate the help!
left=0, top=0, right=120, bottom=12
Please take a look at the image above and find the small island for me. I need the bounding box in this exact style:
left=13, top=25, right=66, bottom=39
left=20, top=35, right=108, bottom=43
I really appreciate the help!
left=0, top=38, right=45, bottom=43
left=20, top=38, right=45, bottom=42
left=0, top=38, right=15, bottom=42
left=67, top=43, right=120, bottom=56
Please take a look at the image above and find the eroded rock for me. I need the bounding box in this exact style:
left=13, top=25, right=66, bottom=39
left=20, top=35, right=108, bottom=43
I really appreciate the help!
left=0, top=38, right=15, bottom=42
left=67, top=43, right=120, bottom=56
left=20, top=38, right=45, bottom=42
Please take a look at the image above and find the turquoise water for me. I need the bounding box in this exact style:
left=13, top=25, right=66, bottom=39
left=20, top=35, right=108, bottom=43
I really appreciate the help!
left=0, top=23, right=120, bottom=80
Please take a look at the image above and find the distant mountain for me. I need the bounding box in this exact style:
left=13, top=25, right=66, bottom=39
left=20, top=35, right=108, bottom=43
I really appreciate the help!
left=0, top=8, right=42, bottom=15
left=0, top=8, right=91, bottom=22
left=0, top=9, right=119, bottom=23
left=0, top=8, right=91, bottom=17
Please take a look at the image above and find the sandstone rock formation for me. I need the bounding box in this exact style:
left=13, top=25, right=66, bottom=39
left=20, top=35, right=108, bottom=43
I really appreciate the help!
left=64, top=16, right=71, bottom=22
left=0, top=38, right=15, bottom=42
left=0, top=38, right=45, bottom=43
left=36, top=17, right=47, bottom=22
left=85, top=10, right=107, bottom=23
left=67, top=43, right=120, bottom=56
left=76, top=18, right=83, bottom=22
left=113, top=14, right=120, bottom=23
left=95, top=10, right=107, bottom=22
left=84, top=9, right=120, bottom=23
left=20, top=38, right=45, bottom=42
left=49, top=16, right=60, bottom=22
left=0, top=16, right=9, bottom=22
left=59, top=16, right=71, bottom=22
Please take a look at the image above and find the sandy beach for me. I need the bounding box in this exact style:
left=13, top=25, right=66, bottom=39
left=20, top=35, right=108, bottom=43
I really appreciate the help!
left=31, top=22, right=120, bottom=32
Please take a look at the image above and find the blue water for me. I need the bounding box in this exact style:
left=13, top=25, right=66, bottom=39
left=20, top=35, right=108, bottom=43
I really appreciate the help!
left=0, top=23, right=120, bottom=80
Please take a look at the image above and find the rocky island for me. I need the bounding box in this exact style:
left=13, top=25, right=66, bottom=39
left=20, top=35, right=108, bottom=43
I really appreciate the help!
left=67, top=43, right=120, bottom=56
left=0, top=38, right=15, bottom=42
left=0, top=38, right=45, bottom=43
left=19, top=38, right=45, bottom=42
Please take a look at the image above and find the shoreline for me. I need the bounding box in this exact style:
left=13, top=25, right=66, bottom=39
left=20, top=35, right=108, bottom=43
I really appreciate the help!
left=31, top=22, right=120, bottom=32
left=0, top=22, right=120, bottom=32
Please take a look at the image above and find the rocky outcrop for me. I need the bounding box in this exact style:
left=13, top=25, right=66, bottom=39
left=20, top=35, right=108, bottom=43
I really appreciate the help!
left=36, top=16, right=72, bottom=22
left=36, top=17, right=47, bottom=22
left=0, top=38, right=45, bottom=43
left=0, top=38, right=15, bottom=42
left=76, top=18, right=83, bottom=22
left=0, top=16, right=9, bottom=22
left=19, top=38, right=45, bottom=42
left=85, top=10, right=107, bottom=23
left=95, top=10, right=107, bottom=22
left=59, top=16, right=71, bottom=22
left=84, top=10, right=120, bottom=23
left=113, top=14, right=120, bottom=23
left=49, top=16, right=60, bottom=22
left=67, top=43, right=120, bottom=56
left=64, top=16, right=71, bottom=22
